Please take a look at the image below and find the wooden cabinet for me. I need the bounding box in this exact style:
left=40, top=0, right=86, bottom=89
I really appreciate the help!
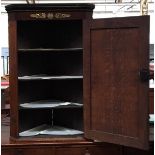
left=5, top=3, right=150, bottom=151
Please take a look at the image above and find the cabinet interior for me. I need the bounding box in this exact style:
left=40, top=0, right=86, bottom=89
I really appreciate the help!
left=17, top=20, right=83, bottom=138
left=17, top=20, right=82, bottom=49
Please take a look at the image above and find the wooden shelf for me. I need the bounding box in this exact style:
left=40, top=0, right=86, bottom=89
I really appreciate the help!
left=19, top=100, right=83, bottom=109
left=18, top=48, right=83, bottom=52
left=18, top=75, right=83, bottom=81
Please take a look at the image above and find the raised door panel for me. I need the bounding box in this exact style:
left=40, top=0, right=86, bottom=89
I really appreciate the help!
left=84, top=16, right=150, bottom=149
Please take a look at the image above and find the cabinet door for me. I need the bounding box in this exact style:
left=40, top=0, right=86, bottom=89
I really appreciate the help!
left=83, top=16, right=150, bottom=150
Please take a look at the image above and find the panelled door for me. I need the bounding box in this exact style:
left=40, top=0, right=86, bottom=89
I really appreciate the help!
left=83, top=16, right=150, bottom=150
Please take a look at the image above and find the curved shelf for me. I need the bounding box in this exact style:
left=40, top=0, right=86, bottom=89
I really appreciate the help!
left=19, top=100, right=83, bottom=109
left=18, top=75, right=83, bottom=81
left=19, top=124, right=83, bottom=137
left=20, top=105, right=83, bottom=110
left=18, top=48, right=83, bottom=52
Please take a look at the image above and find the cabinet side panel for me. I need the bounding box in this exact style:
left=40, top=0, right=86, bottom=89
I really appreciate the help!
left=83, top=19, right=92, bottom=133
left=9, top=18, right=19, bottom=138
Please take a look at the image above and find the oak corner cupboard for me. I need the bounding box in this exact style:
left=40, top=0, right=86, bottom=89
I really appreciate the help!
left=5, top=3, right=150, bottom=151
